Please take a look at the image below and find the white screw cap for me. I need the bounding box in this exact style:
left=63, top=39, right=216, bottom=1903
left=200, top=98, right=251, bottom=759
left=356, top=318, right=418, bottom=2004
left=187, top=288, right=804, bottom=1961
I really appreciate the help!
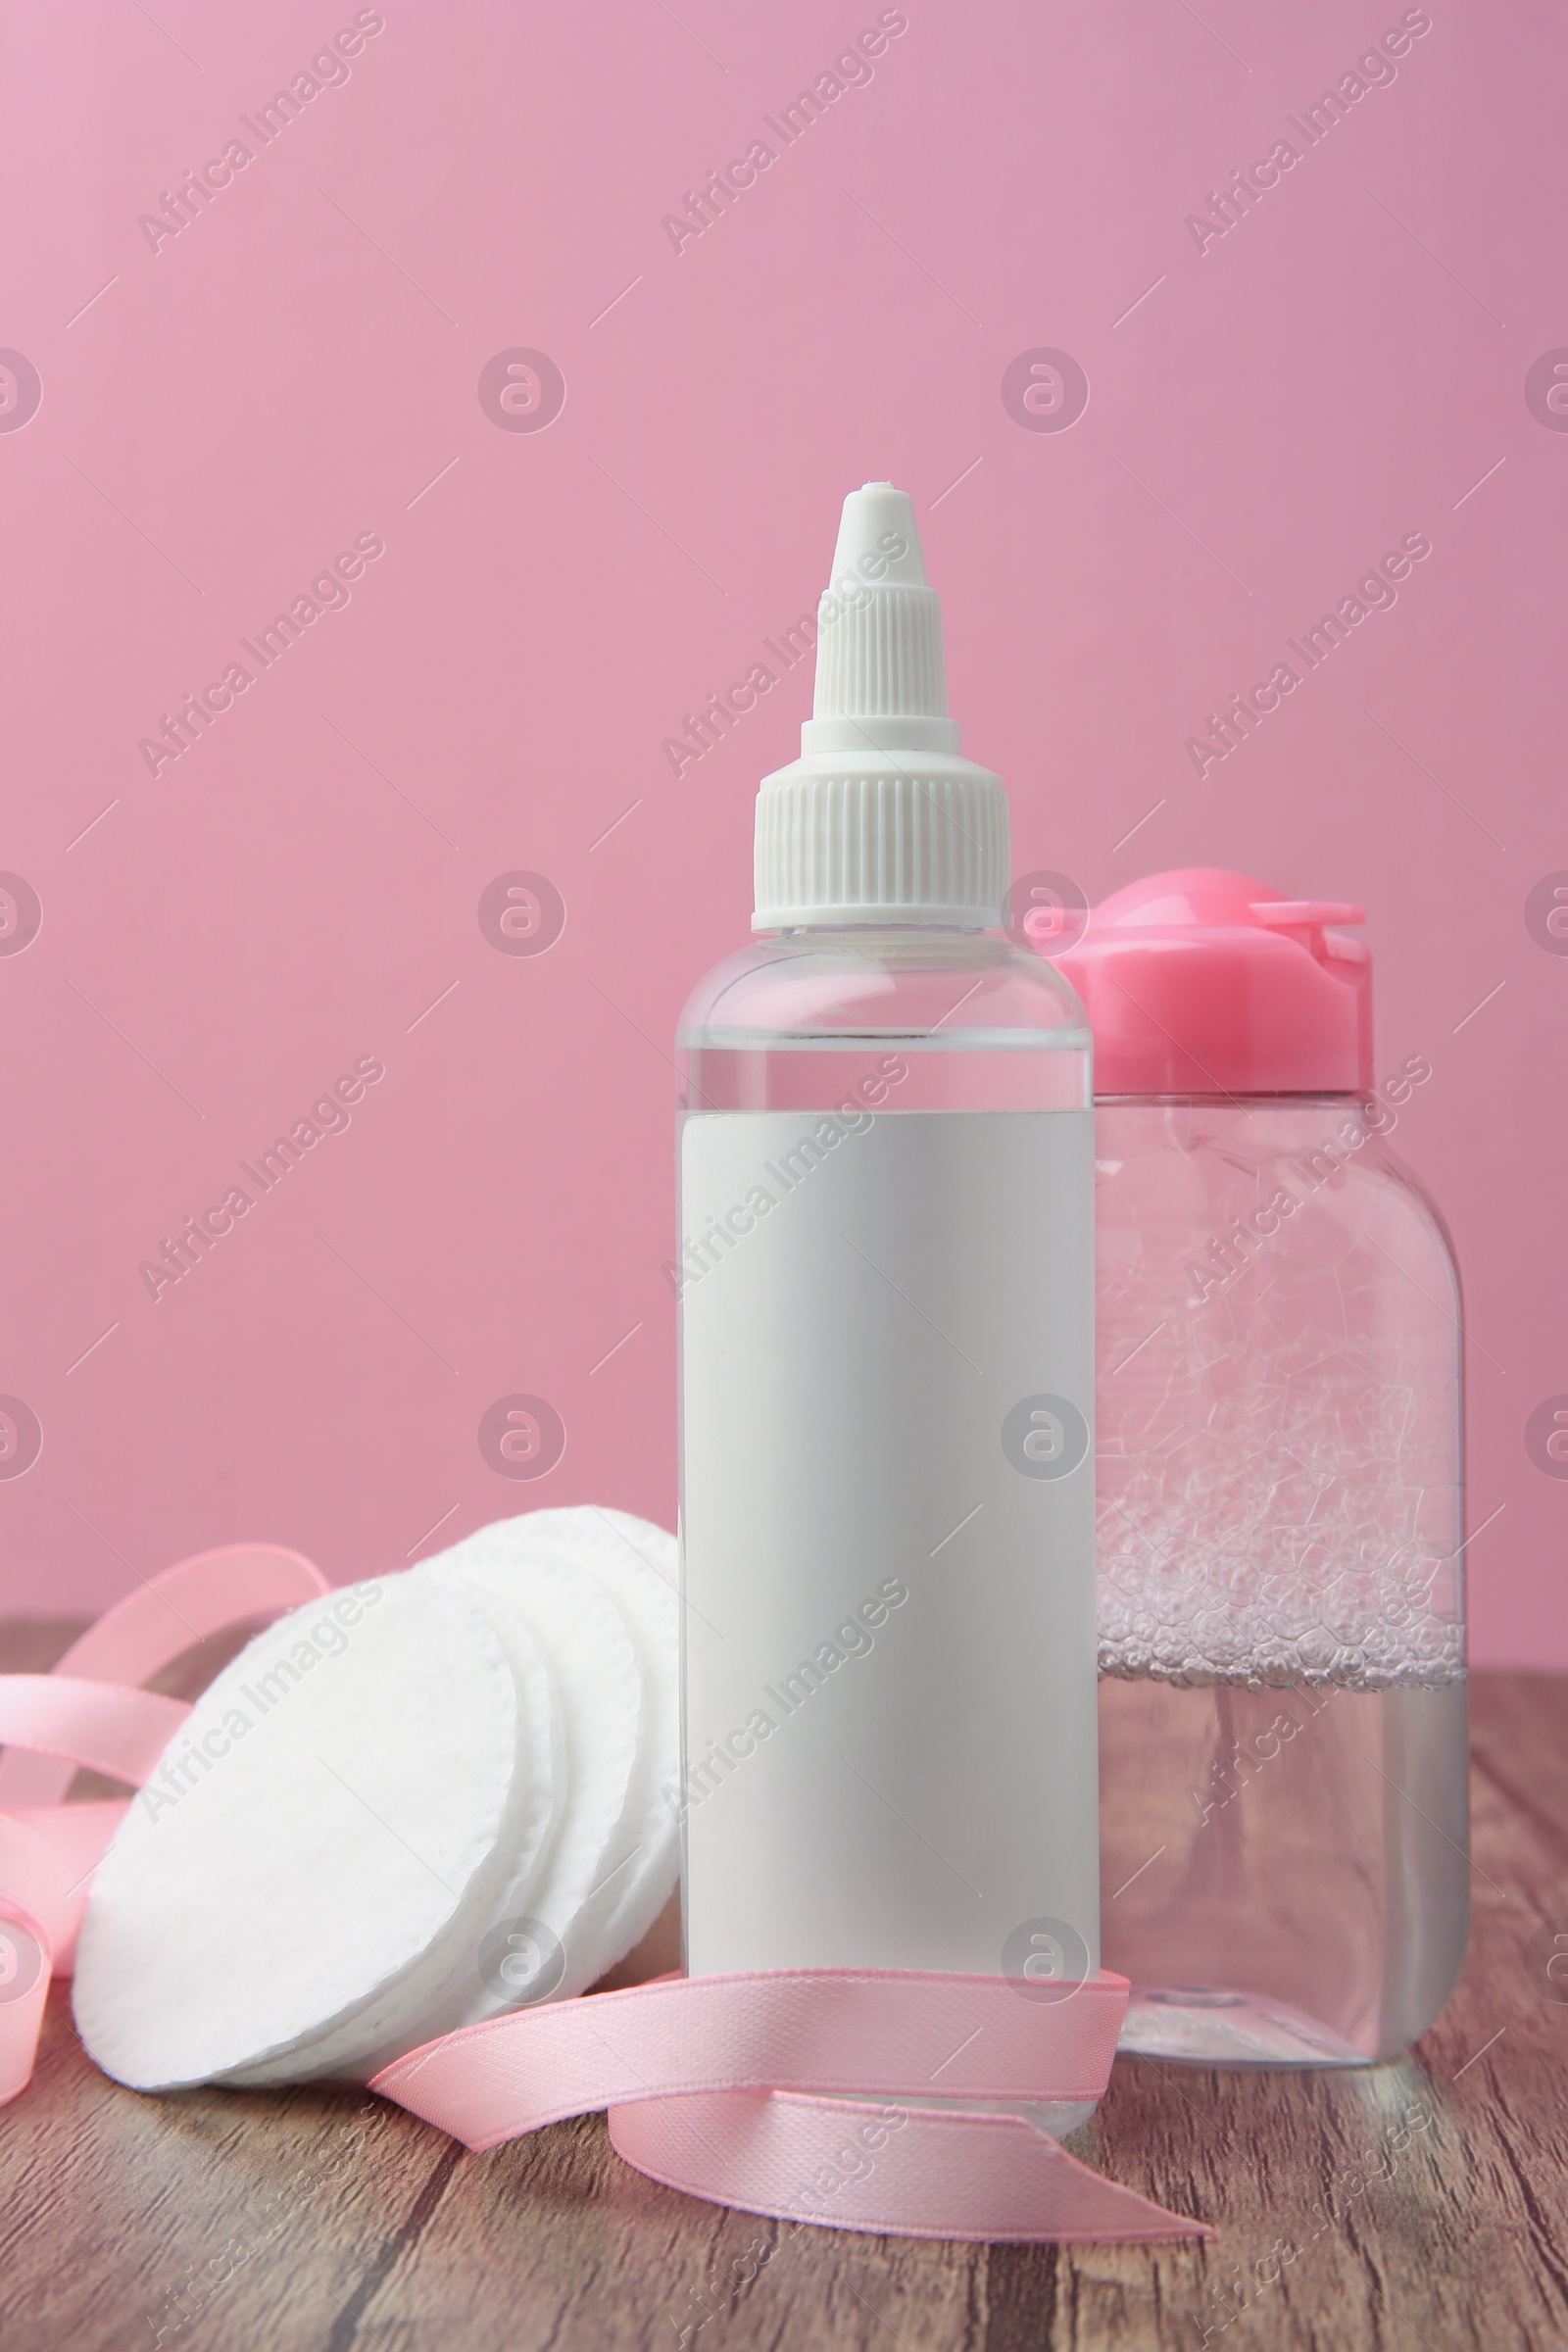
left=753, top=483, right=1009, bottom=932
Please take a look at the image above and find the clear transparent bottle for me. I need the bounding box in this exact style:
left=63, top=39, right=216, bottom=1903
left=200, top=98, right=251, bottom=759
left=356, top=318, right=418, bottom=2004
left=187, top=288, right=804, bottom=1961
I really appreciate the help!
left=1057, top=871, right=1468, bottom=2066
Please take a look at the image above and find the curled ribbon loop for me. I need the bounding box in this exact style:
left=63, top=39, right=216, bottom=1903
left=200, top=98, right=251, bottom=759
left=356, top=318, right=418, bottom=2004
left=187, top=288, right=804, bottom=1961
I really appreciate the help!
left=0, top=1544, right=331, bottom=2086
left=0, top=1546, right=1208, bottom=2244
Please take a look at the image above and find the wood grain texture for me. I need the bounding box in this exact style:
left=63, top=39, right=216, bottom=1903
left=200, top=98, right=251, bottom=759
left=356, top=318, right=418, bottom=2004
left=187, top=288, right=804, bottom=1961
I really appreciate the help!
left=2, top=1631, right=1564, bottom=2352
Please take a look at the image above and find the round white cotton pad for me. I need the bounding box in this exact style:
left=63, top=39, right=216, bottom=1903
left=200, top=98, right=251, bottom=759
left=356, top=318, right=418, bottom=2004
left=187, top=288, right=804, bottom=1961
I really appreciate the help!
left=510, top=1505, right=678, bottom=1592
left=332, top=1572, right=572, bottom=2076
left=479, top=1508, right=680, bottom=1966
left=411, top=1537, right=644, bottom=2011
left=74, top=1577, right=520, bottom=2090
left=225, top=1578, right=566, bottom=2086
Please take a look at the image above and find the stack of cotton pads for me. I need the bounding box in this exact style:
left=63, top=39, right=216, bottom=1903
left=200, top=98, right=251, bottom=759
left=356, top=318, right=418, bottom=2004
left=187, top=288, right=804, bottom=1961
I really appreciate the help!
left=73, top=1507, right=679, bottom=2091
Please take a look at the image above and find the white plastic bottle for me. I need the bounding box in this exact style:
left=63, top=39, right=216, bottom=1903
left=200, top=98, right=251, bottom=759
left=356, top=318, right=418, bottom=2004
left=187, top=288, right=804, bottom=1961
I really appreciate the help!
left=674, top=485, right=1100, bottom=2082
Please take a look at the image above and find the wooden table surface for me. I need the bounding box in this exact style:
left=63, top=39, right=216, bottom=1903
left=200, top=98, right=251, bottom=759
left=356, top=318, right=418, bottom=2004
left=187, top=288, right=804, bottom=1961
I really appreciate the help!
left=2, top=1623, right=1565, bottom=2352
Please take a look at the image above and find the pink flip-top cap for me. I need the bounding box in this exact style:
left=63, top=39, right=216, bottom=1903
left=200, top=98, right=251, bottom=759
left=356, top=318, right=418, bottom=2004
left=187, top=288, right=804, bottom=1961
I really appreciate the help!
left=1051, top=867, right=1372, bottom=1097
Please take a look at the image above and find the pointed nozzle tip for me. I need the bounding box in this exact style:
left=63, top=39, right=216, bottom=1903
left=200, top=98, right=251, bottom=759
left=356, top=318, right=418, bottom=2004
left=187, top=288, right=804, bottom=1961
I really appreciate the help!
left=828, top=480, right=928, bottom=589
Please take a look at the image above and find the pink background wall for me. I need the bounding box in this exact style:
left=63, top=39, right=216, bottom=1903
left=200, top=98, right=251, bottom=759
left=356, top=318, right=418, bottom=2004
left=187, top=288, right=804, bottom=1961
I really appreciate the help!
left=0, top=0, right=1562, bottom=1662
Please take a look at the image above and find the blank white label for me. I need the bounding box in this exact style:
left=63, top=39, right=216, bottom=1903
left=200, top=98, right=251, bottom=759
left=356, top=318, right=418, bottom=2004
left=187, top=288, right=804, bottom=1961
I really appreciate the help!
left=678, top=1107, right=1099, bottom=1981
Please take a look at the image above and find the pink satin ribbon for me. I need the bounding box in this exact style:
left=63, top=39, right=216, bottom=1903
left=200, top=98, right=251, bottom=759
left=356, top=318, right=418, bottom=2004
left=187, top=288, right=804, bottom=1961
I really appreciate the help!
left=0, top=1543, right=332, bottom=2098
left=0, top=1546, right=1207, bottom=2243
